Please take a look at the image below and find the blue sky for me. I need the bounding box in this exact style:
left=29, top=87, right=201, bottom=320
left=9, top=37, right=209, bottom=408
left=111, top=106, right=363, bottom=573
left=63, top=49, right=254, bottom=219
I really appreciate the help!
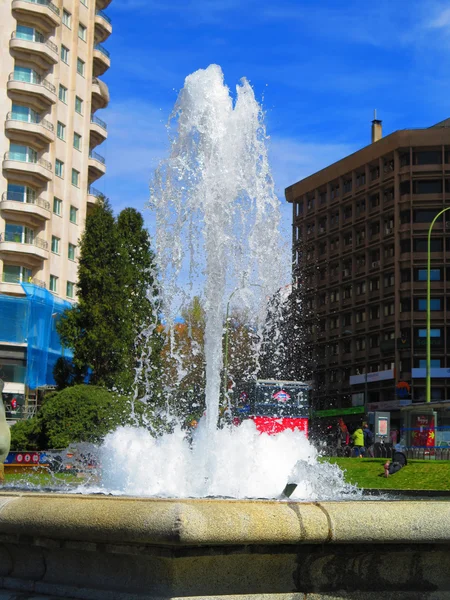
left=98, top=0, right=450, bottom=234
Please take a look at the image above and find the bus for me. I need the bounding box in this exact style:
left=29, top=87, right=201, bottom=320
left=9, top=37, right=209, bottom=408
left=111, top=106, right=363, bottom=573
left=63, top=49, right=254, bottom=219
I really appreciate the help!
left=232, top=379, right=310, bottom=436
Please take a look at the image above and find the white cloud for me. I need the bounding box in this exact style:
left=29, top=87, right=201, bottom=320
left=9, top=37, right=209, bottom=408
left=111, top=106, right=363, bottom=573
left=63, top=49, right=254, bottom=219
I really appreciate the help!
left=428, top=6, right=450, bottom=28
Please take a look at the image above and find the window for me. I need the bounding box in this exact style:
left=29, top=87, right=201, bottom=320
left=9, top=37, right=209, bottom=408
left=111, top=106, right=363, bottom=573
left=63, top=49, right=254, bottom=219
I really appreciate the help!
left=384, top=303, right=395, bottom=316
left=51, top=236, right=60, bottom=254
left=71, top=168, right=80, bottom=187
left=419, top=359, right=441, bottom=368
left=416, top=298, right=442, bottom=311
left=61, top=45, right=69, bottom=64
left=77, top=58, right=85, bottom=76
left=66, top=281, right=75, bottom=298
left=400, top=181, right=410, bottom=195
left=78, top=23, right=87, bottom=40
left=75, top=96, right=83, bottom=114
left=416, top=269, right=441, bottom=281
left=70, top=206, right=78, bottom=224
left=16, top=25, right=44, bottom=42
left=414, top=238, right=443, bottom=252
left=80, top=0, right=88, bottom=6
left=418, top=329, right=441, bottom=338
left=62, top=9, right=71, bottom=27
left=53, top=197, right=62, bottom=215
left=57, top=121, right=65, bottom=140
left=9, top=143, right=37, bottom=163
left=11, top=104, right=38, bottom=123
left=413, top=210, right=443, bottom=223
left=55, top=159, right=64, bottom=178
left=7, top=184, right=35, bottom=204
left=413, top=180, right=442, bottom=194
left=369, top=278, right=380, bottom=291
left=2, top=265, right=32, bottom=284
left=68, top=244, right=76, bottom=260
left=384, top=273, right=394, bottom=287
left=59, top=84, right=68, bottom=103
left=413, top=150, right=442, bottom=165
left=13, top=66, right=39, bottom=84
left=73, top=132, right=81, bottom=150
left=49, top=275, right=58, bottom=293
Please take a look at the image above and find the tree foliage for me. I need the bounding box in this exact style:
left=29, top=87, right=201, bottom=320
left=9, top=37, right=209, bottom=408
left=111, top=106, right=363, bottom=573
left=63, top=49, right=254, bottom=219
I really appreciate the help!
left=10, top=385, right=142, bottom=450
left=56, top=200, right=160, bottom=394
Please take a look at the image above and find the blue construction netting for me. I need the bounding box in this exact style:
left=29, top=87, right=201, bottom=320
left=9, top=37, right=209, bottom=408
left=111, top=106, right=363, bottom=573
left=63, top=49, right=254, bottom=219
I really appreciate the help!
left=0, top=284, right=74, bottom=390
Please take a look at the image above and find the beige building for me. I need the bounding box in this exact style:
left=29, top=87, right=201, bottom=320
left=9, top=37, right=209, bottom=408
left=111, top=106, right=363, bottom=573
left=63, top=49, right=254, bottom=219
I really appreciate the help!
left=0, top=0, right=111, bottom=299
left=0, top=0, right=111, bottom=417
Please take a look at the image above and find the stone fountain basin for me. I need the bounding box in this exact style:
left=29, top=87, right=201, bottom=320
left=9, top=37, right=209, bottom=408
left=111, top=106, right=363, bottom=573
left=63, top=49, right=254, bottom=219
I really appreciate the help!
left=0, top=493, right=449, bottom=599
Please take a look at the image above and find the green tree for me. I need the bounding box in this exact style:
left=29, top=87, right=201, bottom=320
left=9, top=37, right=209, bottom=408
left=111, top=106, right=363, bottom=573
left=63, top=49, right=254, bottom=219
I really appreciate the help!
left=57, top=198, right=132, bottom=389
left=117, top=208, right=162, bottom=394
left=10, top=417, right=42, bottom=451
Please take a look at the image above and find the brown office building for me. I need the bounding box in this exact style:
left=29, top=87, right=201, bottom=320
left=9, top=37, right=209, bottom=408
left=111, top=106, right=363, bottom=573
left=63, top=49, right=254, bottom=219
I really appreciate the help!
left=286, top=117, right=450, bottom=432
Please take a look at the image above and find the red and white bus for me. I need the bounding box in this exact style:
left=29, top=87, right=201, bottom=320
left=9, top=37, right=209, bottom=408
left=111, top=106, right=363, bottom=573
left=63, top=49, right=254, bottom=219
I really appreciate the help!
left=233, top=379, right=310, bottom=437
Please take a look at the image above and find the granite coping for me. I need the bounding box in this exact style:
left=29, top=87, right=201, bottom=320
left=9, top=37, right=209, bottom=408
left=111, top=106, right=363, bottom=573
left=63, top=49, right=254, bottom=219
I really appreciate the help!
left=0, top=494, right=448, bottom=547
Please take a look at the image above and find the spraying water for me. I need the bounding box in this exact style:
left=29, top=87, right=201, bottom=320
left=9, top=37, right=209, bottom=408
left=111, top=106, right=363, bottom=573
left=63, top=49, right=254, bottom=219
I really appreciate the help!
left=98, top=65, right=359, bottom=501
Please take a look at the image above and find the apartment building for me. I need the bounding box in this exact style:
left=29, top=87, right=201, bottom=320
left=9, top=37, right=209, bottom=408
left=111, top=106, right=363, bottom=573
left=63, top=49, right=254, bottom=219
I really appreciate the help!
left=0, top=0, right=111, bottom=415
left=286, top=117, right=450, bottom=430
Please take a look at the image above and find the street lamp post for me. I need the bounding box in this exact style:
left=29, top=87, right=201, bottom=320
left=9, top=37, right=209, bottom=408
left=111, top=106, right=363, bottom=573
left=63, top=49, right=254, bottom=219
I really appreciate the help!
left=426, top=207, right=450, bottom=402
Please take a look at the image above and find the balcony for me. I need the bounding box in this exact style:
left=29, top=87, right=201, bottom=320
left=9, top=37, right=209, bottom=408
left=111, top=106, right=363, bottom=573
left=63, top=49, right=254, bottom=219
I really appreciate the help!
left=0, top=231, right=49, bottom=262
left=91, top=77, right=109, bottom=110
left=95, top=10, right=112, bottom=41
left=7, top=72, right=56, bottom=108
left=95, top=0, right=112, bottom=10
left=93, top=44, right=111, bottom=76
left=90, top=114, right=108, bottom=147
left=3, top=152, right=52, bottom=183
left=88, top=151, right=106, bottom=181
left=1, top=191, right=51, bottom=222
left=87, top=186, right=103, bottom=210
left=5, top=111, right=55, bottom=145
left=9, top=31, right=58, bottom=68
left=11, top=0, right=61, bottom=31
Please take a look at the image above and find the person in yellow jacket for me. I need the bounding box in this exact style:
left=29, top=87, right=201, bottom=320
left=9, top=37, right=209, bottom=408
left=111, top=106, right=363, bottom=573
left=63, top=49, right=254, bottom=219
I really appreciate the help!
left=351, top=425, right=365, bottom=457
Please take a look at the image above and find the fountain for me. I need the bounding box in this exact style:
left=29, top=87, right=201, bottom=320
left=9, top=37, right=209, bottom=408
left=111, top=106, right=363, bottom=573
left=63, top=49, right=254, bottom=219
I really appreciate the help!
left=0, top=66, right=449, bottom=599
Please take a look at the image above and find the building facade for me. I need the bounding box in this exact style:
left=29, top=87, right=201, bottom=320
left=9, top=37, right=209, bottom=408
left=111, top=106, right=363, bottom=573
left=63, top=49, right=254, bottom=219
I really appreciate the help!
left=286, top=118, right=450, bottom=432
left=0, top=0, right=111, bottom=416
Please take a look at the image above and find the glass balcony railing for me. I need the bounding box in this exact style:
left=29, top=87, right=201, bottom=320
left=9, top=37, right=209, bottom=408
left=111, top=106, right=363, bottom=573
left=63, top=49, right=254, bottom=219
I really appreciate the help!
left=94, top=43, right=110, bottom=58
left=0, top=231, right=48, bottom=250
left=88, top=186, right=103, bottom=197
left=8, top=71, right=56, bottom=94
left=1, top=191, right=50, bottom=210
left=11, top=30, right=58, bottom=53
left=15, top=0, right=60, bottom=16
left=91, top=114, right=107, bottom=130
left=2, top=273, right=46, bottom=288
left=4, top=151, right=52, bottom=171
left=95, top=9, right=111, bottom=24
left=7, top=111, right=54, bottom=132
left=89, top=151, right=106, bottom=165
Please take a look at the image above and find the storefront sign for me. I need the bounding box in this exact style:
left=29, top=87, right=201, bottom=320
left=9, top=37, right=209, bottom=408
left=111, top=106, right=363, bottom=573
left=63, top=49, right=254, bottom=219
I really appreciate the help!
left=350, top=369, right=395, bottom=386
left=411, top=414, right=435, bottom=448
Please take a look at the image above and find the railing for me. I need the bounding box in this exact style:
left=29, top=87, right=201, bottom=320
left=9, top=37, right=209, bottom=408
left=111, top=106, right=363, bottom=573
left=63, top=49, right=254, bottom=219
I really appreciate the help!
left=88, top=186, right=103, bottom=197
left=11, top=30, right=58, bottom=53
left=89, top=151, right=105, bottom=165
left=0, top=231, right=48, bottom=250
left=6, top=111, right=54, bottom=132
left=15, top=0, right=60, bottom=16
left=95, top=9, right=111, bottom=23
left=91, top=114, right=107, bottom=130
left=94, top=43, right=110, bottom=58
left=8, top=71, right=56, bottom=94
left=1, top=191, right=50, bottom=210
left=1, top=274, right=46, bottom=288
left=3, top=152, right=52, bottom=171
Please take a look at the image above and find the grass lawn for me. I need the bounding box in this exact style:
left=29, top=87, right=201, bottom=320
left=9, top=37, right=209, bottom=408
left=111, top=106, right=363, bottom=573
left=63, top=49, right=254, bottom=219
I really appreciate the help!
left=324, top=457, right=450, bottom=491
left=2, top=471, right=84, bottom=488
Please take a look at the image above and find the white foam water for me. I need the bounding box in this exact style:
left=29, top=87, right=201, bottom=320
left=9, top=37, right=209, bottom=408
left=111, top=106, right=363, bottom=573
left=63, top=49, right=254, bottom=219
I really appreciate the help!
left=100, top=420, right=359, bottom=500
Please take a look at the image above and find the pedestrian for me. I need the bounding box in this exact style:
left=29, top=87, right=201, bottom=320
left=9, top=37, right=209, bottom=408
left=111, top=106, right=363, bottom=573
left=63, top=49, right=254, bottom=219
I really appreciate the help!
left=363, top=421, right=374, bottom=458
left=351, top=424, right=365, bottom=457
